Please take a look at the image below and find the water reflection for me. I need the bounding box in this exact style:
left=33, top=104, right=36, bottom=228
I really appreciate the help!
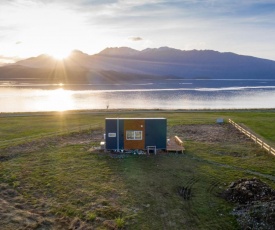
left=0, top=88, right=74, bottom=112
left=1, top=86, right=275, bottom=112
left=36, top=88, right=74, bottom=111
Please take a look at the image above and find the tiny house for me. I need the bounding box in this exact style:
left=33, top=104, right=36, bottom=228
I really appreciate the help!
left=105, top=118, right=167, bottom=151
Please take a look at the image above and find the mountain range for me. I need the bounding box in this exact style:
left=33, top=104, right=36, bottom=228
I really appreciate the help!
left=1, top=47, right=275, bottom=85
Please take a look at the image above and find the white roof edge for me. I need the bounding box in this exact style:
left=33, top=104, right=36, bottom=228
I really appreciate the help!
left=105, top=118, right=166, bottom=120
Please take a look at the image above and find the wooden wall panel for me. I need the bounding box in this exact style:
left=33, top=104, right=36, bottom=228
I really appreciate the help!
left=124, top=119, right=145, bottom=149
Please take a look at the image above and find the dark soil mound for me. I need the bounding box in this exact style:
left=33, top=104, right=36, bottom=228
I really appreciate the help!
left=222, top=178, right=275, bottom=230
left=222, top=178, right=275, bottom=204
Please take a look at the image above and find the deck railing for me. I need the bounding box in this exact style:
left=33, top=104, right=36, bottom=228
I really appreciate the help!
left=175, top=136, right=183, bottom=146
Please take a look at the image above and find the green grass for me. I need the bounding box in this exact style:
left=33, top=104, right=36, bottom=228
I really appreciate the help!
left=1, top=144, right=242, bottom=229
left=1, top=109, right=275, bottom=142
left=0, top=109, right=275, bottom=229
left=0, top=112, right=104, bottom=142
left=226, top=111, right=275, bottom=145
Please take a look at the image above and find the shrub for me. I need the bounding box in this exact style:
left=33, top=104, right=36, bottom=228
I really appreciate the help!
left=115, top=216, right=125, bottom=229
left=86, top=212, right=97, bottom=221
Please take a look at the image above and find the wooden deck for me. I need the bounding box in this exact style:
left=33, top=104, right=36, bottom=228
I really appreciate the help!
left=167, top=136, right=185, bottom=153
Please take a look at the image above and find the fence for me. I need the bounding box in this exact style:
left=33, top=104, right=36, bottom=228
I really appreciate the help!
left=229, top=119, right=275, bottom=156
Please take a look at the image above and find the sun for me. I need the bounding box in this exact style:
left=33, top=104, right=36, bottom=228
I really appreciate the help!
left=48, top=49, right=72, bottom=60
left=5, top=3, right=80, bottom=60
left=2, top=2, right=104, bottom=61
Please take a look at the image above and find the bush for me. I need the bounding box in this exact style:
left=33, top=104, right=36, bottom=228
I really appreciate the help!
left=115, top=216, right=125, bottom=229
left=86, top=212, right=97, bottom=221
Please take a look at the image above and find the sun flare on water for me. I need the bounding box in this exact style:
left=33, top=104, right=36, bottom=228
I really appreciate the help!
left=45, top=88, right=73, bottom=112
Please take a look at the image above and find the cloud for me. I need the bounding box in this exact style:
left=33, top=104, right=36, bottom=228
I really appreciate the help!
left=128, top=37, right=143, bottom=41
left=1, top=0, right=275, bottom=59
left=0, top=55, right=22, bottom=64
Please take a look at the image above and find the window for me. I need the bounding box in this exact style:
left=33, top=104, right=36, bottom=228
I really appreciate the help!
left=126, top=131, right=142, bottom=140
left=108, top=133, right=116, bottom=137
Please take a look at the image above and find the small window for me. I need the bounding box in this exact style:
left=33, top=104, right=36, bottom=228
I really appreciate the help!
left=108, top=133, right=116, bottom=137
left=126, top=131, right=142, bottom=140
left=126, top=131, right=135, bottom=140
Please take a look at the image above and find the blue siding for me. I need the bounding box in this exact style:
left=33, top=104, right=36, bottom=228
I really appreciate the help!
left=105, top=119, right=124, bottom=150
left=105, top=118, right=166, bottom=150
left=145, top=119, right=167, bottom=149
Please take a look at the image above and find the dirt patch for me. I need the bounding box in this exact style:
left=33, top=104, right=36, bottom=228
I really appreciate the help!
left=170, top=124, right=251, bottom=144
left=58, top=129, right=103, bottom=147
left=0, top=129, right=103, bottom=162
left=2, top=124, right=252, bottom=161
left=221, top=178, right=275, bottom=230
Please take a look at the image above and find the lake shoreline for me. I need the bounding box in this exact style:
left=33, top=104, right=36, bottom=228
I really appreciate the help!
left=1, top=80, right=275, bottom=112
left=1, top=108, right=275, bottom=117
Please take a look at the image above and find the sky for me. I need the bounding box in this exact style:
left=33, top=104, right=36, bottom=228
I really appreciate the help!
left=1, top=0, right=275, bottom=64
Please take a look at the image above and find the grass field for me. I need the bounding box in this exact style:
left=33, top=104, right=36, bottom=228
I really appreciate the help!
left=0, top=109, right=275, bottom=229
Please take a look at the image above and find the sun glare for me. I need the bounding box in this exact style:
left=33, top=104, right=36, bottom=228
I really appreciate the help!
left=2, top=2, right=88, bottom=60
left=48, top=49, right=72, bottom=60
left=46, top=88, right=73, bottom=111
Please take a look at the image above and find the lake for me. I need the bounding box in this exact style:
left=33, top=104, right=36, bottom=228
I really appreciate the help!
left=1, top=79, right=275, bottom=112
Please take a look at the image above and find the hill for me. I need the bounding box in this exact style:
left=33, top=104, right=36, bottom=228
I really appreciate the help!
left=1, top=47, right=275, bottom=85
left=95, top=47, right=275, bottom=79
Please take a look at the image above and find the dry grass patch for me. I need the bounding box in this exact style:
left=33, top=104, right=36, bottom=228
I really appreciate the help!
left=170, top=123, right=251, bottom=144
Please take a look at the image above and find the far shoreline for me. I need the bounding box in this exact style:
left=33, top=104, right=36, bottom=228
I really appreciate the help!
left=1, top=108, right=275, bottom=117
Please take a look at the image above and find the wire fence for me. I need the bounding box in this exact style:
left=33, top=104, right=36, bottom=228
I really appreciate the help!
left=229, top=119, right=275, bottom=156
left=0, top=123, right=103, bottom=148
